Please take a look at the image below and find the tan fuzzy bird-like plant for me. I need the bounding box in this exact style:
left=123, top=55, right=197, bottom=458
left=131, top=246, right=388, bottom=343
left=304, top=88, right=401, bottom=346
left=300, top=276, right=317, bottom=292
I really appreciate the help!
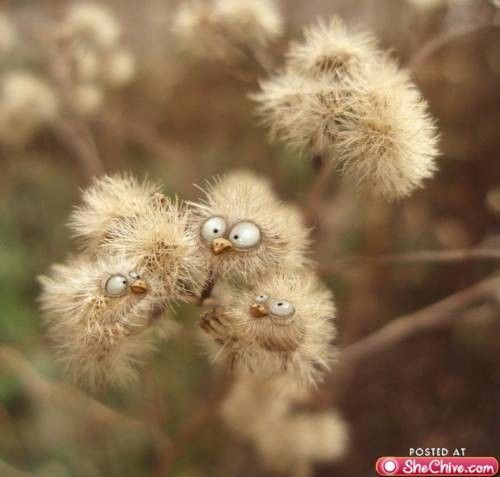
left=190, top=171, right=311, bottom=286
left=200, top=269, right=337, bottom=389
left=38, top=255, right=170, bottom=390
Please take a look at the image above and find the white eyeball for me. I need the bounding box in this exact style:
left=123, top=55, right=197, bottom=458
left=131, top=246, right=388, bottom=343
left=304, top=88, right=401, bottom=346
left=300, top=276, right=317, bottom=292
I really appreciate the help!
left=201, top=216, right=227, bottom=241
left=105, top=274, right=128, bottom=297
left=270, top=300, right=295, bottom=317
left=129, top=271, right=140, bottom=280
left=228, top=221, right=261, bottom=249
left=255, top=294, right=269, bottom=304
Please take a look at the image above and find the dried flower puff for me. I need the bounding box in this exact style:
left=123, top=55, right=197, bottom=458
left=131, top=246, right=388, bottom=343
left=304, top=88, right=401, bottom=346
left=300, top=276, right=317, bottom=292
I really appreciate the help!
left=189, top=171, right=311, bottom=284
left=61, top=2, right=122, bottom=49
left=286, top=17, right=379, bottom=80
left=200, top=269, right=337, bottom=388
left=38, top=255, right=170, bottom=390
left=100, top=195, right=203, bottom=300
left=253, top=58, right=439, bottom=200
left=212, top=0, right=283, bottom=47
left=172, top=0, right=282, bottom=59
left=334, top=58, right=440, bottom=200
left=0, top=71, right=59, bottom=146
left=68, top=174, right=162, bottom=252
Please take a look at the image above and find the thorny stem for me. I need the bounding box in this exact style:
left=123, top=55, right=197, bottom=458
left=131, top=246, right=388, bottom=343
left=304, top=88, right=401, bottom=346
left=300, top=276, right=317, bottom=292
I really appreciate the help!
left=318, top=247, right=500, bottom=274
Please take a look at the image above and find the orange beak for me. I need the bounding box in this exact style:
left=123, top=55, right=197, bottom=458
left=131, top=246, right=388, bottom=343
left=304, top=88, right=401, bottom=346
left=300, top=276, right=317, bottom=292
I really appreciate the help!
left=130, top=279, right=148, bottom=294
left=212, top=238, right=233, bottom=255
left=250, top=303, right=269, bottom=318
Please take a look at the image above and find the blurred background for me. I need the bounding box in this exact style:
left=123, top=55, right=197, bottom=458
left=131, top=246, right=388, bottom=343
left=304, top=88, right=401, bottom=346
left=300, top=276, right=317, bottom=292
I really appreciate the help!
left=0, top=0, right=499, bottom=476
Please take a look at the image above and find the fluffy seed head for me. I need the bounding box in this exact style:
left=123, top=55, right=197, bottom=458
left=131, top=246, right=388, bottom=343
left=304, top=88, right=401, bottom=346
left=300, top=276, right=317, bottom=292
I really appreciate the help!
left=100, top=195, right=202, bottom=301
left=212, top=0, right=283, bottom=47
left=38, top=255, right=166, bottom=390
left=201, top=269, right=337, bottom=388
left=61, top=2, right=122, bottom=49
left=334, top=58, right=440, bottom=200
left=256, top=410, right=349, bottom=473
left=253, top=58, right=439, bottom=200
left=190, top=171, right=311, bottom=284
left=172, top=0, right=282, bottom=59
left=252, top=72, right=356, bottom=156
left=102, top=48, right=136, bottom=87
left=0, top=72, right=59, bottom=146
left=286, top=17, right=379, bottom=80
left=68, top=174, right=161, bottom=253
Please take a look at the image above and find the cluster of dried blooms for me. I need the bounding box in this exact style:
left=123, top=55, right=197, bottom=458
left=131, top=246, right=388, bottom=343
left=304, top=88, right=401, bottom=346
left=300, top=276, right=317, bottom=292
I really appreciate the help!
left=55, top=2, right=136, bottom=116
left=252, top=17, right=440, bottom=200
left=172, top=0, right=283, bottom=60
left=39, top=171, right=346, bottom=471
left=40, top=172, right=337, bottom=389
left=37, top=11, right=445, bottom=474
left=0, top=3, right=134, bottom=147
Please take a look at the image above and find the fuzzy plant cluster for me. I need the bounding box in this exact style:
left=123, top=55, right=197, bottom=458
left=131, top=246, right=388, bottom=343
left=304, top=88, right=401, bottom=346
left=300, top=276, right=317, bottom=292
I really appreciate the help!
left=0, top=2, right=134, bottom=147
left=39, top=171, right=345, bottom=473
left=39, top=172, right=338, bottom=392
left=252, top=17, right=440, bottom=200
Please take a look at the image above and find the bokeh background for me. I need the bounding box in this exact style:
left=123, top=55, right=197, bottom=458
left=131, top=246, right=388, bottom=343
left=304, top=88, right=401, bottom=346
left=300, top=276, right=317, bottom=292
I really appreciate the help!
left=0, top=0, right=499, bottom=476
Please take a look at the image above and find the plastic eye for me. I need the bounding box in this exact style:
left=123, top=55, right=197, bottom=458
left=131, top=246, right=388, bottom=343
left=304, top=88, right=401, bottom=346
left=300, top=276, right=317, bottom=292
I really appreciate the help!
left=228, top=221, right=261, bottom=249
left=255, top=294, right=269, bottom=304
left=201, top=216, right=227, bottom=241
left=129, top=271, right=140, bottom=280
left=270, top=300, right=295, bottom=317
left=105, top=274, right=128, bottom=297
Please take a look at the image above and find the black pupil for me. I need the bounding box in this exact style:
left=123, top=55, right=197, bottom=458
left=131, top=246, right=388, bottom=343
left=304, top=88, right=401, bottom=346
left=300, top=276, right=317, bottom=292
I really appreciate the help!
left=234, top=235, right=239, bottom=240
left=278, top=303, right=283, bottom=306
left=123, top=280, right=127, bottom=284
left=213, top=229, right=218, bottom=233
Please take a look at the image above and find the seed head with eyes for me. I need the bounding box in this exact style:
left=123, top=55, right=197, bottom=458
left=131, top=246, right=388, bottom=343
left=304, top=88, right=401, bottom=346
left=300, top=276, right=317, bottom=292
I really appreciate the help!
left=190, top=171, right=311, bottom=285
left=200, top=270, right=336, bottom=388
left=38, top=256, right=168, bottom=390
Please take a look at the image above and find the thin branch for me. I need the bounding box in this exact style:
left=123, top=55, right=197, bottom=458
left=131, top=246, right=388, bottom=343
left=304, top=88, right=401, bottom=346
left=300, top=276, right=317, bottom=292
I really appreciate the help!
left=304, top=157, right=335, bottom=227
left=53, top=120, right=104, bottom=181
left=408, top=21, right=498, bottom=72
left=319, top=247, right=500, bottom=274
left=339, top=274, right=500, bottom=369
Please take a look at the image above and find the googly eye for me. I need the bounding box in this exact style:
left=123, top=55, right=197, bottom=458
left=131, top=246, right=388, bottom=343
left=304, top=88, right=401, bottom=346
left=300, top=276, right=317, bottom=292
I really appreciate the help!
left=255, top=294, right=269, bottom=304
left=129, top=271, right=140, bottom=280
left=105, top=274, right=128, bottom=297
left=228, top=221, right=261, bottom=249
left=201, top=216, right=227, bottom=241
left=270, top=300, right=295, bottom=317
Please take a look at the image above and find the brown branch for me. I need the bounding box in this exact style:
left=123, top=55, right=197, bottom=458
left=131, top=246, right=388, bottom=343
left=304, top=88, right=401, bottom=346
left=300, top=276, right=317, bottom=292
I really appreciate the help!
left=53, top=120, right=104, bottom=181
left=319, top=247, right=500, bottom=274
left=304, top=157, right=335, bottom=227
left=408, top=21, right=498, bottom=72
left=339, top=274, right=500, bottom=369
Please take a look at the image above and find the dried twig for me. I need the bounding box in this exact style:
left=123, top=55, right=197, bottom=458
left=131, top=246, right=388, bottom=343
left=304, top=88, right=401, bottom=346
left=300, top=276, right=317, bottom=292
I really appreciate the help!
left=53, top=120, right=103, bottom=181
left=408, top=21, right=498, bottom=72
left=318, top=247, right=500, bottom=274
left=339, top=273, right=500, bottom=369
